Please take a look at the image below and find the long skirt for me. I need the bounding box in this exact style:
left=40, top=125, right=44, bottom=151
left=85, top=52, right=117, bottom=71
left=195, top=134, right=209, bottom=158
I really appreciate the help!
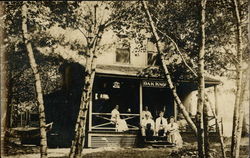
left=116, top=119, right=128, bottom=132
left=168, top=131, right=183, bottom=147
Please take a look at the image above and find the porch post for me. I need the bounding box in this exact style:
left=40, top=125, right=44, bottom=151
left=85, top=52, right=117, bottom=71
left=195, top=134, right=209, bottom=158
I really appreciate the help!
left=89, top=93, right=93, bottom=131
left=139, top=81, right=143, bottom=124
left=214, top=85, right=219, bottom=116
left=214, top=85, right=219, bottom=131
left=174, top=101, right=177, bottom=121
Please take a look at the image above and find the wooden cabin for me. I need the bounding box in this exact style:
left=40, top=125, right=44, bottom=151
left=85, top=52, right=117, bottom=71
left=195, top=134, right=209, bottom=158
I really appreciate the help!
left=9, top=37, right=221, bottom=148
left=84, top=37, right=221, bottom=148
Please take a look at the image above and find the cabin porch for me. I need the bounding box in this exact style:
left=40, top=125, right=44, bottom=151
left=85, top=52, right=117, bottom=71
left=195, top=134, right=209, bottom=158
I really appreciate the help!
left=86, top=73, right=221, bottom=148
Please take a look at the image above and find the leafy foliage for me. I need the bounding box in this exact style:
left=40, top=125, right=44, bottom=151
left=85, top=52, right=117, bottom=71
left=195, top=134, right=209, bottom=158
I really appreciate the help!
left=4, top=1, right=71, bottom=120
left=3, top=0, right=248, bottom=130
left=111, top=0, right=249, bottom=78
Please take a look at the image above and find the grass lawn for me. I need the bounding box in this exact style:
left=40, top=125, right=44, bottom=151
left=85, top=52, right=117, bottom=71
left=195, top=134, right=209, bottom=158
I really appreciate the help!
left=3, top=138, right=249, bottom=158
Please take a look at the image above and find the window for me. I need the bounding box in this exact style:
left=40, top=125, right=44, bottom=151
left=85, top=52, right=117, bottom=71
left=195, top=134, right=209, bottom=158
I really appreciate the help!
left=147, top=38, right=160, bottom=66
left=115, top=39, right=130, bottom=64
left=115, top=48, right=130, bottom=64
left=147, top=51, right=160, bottom=66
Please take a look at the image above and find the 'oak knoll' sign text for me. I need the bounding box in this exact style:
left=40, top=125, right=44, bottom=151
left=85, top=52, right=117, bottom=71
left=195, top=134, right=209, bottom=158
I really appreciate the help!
left=142, top=80, right=167, bottom=88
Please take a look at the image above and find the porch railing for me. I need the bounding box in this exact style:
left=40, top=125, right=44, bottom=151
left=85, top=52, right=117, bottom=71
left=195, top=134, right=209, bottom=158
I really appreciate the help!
left=91, top=113, right=140, bottom=131
left=178, top=115, right=221, bottom=132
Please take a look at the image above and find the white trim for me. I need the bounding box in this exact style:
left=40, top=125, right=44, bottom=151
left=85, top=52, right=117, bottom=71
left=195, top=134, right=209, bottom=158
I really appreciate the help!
left=89, top=133, right=137, bottom=137
left=174, top=101, right=177, bottom=120
left=92, top=113, right=139, bottom=116
left=88, top=132, right=91, bottom=147
left=91, top=127, right=139, bottom=130
left=139, top=81, right=143, bottom=124
left=89, top=93, right=93, bottom=131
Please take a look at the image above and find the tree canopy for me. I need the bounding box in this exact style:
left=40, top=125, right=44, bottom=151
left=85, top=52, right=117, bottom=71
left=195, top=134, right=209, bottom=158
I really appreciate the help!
left=111, top=0, right=248, bottom=77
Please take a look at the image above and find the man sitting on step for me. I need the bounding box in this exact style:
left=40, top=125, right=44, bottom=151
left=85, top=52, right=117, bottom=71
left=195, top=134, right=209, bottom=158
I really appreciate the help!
left=155, top=111, right=168, bottom=136
left=141, top=113, right=155, bottom=138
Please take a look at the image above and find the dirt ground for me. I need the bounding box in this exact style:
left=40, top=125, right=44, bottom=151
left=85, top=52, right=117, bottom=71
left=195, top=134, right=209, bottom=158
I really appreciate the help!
left=2, top=138, right=249, bottom=158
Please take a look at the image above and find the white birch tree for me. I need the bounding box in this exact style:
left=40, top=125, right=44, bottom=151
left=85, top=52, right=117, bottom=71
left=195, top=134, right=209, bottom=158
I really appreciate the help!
left=21, top=2, right=48, bottom=158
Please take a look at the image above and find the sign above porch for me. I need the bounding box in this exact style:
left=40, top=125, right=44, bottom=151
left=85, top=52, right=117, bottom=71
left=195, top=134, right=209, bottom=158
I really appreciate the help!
left=142, top=80, right=167, bottom=88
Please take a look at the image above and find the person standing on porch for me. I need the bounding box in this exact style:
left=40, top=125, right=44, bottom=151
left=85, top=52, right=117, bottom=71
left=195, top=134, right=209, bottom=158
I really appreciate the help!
left=141, top=113, right=155, bottom=137
left=111, top=105, right=128, bottom=132
left=155, top=111, right=168, bottom=136
left=166, top=116, right=183, bottom=147
left=141, top=106, right=153, bottom=120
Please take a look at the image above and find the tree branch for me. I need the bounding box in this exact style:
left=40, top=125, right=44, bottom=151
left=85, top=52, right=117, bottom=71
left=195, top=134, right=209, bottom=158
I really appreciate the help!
left=102, top=2, right=139, bottom=29
left=78, top=27, right=88, bottom=42
left=150, top=15, right=198, bottom=77
left=156, top=27, right=198, bottom=77
left=223, top=67, right=237, bottom=71
left=223, top=47, right=239, bottom=65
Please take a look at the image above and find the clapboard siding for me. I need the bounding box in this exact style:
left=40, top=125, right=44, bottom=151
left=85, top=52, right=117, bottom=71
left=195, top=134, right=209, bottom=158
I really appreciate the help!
left=88, top=133, right=137, bottom=148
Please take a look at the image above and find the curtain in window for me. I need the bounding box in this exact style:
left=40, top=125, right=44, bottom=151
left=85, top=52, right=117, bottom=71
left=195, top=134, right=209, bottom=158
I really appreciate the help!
left=116, top=48, right=130, bottom=64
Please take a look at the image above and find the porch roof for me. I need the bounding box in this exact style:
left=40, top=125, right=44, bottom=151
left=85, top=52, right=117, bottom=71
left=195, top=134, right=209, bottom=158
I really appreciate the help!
left=96, top=64, right=144, bottom=76
left=95, top=65, right=221, bottom=85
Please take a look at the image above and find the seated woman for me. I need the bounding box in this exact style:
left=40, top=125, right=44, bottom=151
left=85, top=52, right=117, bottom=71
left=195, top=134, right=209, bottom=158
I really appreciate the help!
left=141, top=113, right=155, bottom=138
left=111, top=105, right=128, bottom=132
left=166, top=116, right=183, bottom=147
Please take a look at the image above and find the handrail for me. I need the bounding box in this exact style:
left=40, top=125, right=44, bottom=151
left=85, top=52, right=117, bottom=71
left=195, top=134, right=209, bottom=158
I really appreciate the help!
left=178, top=115, right=218, bottom=132
left=91, top=112, right=140, bottom=131
left=92, top=127, right=139, bottom=130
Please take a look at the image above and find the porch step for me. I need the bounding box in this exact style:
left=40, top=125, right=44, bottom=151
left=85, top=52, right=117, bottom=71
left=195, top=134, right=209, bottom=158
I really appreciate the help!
left=151, top=144, right=175, bottom=148
left=142, top=136, right=174, bottom=148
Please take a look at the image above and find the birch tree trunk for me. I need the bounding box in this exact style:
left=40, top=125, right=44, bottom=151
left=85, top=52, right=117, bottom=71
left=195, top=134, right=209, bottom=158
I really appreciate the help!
left=0, top=2, right=9, bottom=155
left=69, top=46, right=94, bottom=158
left=234, top=76, right=248, bottom=158
left=141, top=1, right=197, bottom=134
left=21, top=2, right=47, bottom=158
left=232, top=73, right=248, bottom=158
left=241, top=72, right=249, bottom=136
left=74, top=50, right=99, bottom=158
left=230, top=0, right=244, bottom=157
left=196, top=0, right=207, bottom=157
left=69, top=28, right=104, bottom=158
left=203, top=102, right=210, bottom=157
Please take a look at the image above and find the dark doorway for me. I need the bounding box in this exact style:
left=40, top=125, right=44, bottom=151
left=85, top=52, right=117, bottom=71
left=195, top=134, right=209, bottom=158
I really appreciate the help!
left=142, top=87, right=174, bottom=120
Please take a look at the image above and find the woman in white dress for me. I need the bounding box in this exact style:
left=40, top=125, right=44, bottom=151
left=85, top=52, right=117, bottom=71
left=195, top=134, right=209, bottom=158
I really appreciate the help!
left=111, top=105, right=128, bottom=132
left=167, top=116, right=183, bottom=147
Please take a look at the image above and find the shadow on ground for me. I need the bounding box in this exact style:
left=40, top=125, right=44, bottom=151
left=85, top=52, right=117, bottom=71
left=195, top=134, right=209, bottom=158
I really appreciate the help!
left=3, top=137, right=249, bottom=158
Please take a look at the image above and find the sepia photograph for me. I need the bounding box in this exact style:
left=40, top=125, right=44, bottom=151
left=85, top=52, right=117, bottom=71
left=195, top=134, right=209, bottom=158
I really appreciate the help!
left=0, top=1, right=249, bottom=158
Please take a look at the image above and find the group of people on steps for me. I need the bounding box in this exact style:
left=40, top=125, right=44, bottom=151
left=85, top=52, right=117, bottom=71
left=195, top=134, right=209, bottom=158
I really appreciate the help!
left=111, top=105, right=183, bottom=147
